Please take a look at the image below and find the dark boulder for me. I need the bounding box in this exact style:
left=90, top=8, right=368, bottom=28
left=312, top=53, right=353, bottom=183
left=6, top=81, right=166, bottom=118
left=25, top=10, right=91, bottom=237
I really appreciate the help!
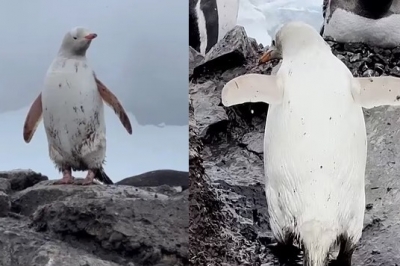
left=117, top=169, right=188, bottom=191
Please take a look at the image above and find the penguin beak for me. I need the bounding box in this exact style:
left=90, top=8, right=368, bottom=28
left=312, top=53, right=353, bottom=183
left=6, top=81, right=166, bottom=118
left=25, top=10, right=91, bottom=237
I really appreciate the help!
left=84, top=33, right=98, bottom=40
left=258, top=47, right=282, bottom=65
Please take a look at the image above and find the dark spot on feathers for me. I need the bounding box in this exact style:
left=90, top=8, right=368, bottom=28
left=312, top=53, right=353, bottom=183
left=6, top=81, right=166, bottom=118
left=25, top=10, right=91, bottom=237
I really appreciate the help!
left=329, top=117, right=332, bottom=120
left=58, top=83, right=62, bottom=88
left=80, top=106, right=84, bottom=112
left=320, top=165, right=323, bottom=169
left=396, top=95, right=400, bottom=101
left=73, top=106, right=78, bottom=112
left=74, top=62, right=79, bottom=73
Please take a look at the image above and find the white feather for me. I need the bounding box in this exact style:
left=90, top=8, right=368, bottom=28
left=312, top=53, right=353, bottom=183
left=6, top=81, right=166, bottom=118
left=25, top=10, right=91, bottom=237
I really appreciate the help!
left=42, top=56, right=106, bottom=170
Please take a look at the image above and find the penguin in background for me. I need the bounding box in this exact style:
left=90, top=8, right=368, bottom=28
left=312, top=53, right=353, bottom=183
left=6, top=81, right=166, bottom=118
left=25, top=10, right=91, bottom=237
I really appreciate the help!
left=320, top=0, right=400, bottom=47
left=189, top=0, right=239, bottom=55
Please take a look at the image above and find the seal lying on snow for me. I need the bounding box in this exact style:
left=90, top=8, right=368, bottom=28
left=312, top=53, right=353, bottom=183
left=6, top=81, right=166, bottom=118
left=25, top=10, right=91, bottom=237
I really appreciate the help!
left=222, top=21, right=400, bottom=266
left=23, top=27, right=132, bottom=185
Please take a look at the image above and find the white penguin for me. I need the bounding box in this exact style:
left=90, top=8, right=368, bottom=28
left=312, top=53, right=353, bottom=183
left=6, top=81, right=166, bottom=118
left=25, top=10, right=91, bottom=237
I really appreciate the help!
left=23, top=27, right=132, bottom=185
left=222, top=21, right=400, bottom=266
left=321, top=0, right=400, bottom=47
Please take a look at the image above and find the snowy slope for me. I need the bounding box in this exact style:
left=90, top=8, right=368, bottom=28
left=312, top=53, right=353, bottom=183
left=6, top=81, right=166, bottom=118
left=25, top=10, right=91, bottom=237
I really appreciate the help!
left=237, top=0, right=324, bottom=45
left=1, top=108, right=188, bottom=181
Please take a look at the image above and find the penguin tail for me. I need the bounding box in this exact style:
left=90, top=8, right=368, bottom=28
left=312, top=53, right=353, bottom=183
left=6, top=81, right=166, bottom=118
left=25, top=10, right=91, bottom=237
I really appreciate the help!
left=299, top=220, right=337, bottom=266
left=94, top=168, right=114, bottom=185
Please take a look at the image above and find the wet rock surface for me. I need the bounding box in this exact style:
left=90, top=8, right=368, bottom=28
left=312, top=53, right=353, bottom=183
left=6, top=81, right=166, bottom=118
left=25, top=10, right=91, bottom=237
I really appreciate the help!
left=189, top=26, right=400, bottom=265
left=0, top=169, right=188, bottom=266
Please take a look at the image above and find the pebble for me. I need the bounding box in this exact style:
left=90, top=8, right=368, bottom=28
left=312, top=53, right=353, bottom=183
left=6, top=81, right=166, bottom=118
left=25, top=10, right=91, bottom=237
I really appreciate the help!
left=329, top=39, right=400, bottom=78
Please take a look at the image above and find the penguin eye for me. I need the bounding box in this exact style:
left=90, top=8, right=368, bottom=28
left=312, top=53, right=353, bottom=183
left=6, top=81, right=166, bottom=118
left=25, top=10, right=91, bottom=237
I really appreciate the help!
left=272, top=40, right=276, bottom=46
left=73, top=37, right=77, bottom=40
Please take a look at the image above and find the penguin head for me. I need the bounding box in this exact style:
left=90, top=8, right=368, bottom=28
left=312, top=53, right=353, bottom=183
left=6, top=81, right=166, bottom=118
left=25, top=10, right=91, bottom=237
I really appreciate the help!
left=59, top=27, right=97, bottom=57
left=259, top=21, right=329, bottom=64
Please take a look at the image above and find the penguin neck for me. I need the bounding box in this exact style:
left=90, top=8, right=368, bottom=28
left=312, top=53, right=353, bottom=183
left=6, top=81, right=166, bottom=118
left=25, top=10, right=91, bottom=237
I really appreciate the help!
left=282, top=42, right=329, bottom=60
left=57, top=49, right=87, bottom=60
left=357, top=0, right=393, bottom=19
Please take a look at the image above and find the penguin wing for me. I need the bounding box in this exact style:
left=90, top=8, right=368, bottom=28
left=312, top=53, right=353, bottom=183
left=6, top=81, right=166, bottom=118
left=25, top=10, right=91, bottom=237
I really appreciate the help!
left=352, top=76, right=400, bottom=108
left=23, top=93, right=43, bottom=143
left=221, top=73, right=283, bottom=107
left=94, top=74, right=133, bottom=134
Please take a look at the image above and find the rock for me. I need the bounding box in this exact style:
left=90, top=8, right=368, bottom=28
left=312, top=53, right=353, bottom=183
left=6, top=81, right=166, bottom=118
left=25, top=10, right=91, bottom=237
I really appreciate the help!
left=0, top=170, right=187, bottom=266
left=0, top=192, right=10, bottom=217
left=192, top=26, right=259, bottom=78
left=116, top=169, right=189, bottom=191
left=0, top=218, right=121, bottom=266
left=189, top=26, right=400, bottom=265
left=189, top=47, right=204, bottom=78
left=0, top=178, right=11, bottom=194
left=0, top=169, right=48, bottom=192
left=189, top=95, right=230, bottom=265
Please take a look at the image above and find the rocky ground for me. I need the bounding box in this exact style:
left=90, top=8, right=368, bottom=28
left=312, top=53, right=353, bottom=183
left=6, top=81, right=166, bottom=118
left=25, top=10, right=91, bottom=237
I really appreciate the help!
left=189, top=26, right=400, bottom=265
left=0, top=169, right=188, bottom=266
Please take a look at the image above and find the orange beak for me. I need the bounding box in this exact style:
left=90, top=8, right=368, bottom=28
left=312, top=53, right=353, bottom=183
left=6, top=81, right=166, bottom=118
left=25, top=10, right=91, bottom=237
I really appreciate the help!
left=258, top=48, right=281, bottom=65
left=84, top=33, right=98, bottom=40
left=258, top=50, right=274, bottom=65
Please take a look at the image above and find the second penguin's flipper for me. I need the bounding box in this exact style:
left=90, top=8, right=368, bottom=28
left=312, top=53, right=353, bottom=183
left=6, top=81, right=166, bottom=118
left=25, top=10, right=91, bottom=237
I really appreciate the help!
left=221, top=74, right=284, bottom=107
left=352, top=76, right=400, bottom=108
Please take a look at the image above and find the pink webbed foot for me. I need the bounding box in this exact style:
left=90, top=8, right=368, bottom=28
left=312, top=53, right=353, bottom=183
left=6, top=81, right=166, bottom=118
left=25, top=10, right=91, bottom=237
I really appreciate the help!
left=53, top=168, right=75, bottom=185
left=81, top=170, right=97, bottom=186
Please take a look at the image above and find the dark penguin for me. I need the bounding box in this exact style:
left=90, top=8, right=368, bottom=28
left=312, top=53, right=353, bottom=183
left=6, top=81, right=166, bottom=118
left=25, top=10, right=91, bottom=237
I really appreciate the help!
left=189, top=0, right=238, bottom=55
left=321, top=0, right=400, bottom=47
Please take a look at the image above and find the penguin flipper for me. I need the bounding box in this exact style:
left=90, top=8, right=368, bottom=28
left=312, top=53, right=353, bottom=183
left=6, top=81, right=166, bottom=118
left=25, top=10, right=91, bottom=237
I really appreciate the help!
left=352, top=76, right=400, bottom=108
left=93, top=73, right=133, bottom=135
left=23, top=93, right=43, bottom=143
left=221, top=74, right=283, bottom=107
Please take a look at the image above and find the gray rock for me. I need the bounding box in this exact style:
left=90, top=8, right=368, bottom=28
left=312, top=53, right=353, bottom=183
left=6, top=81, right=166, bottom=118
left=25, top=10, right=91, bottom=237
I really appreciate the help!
left=0, top=178, right=11, bottom=194
left=30, top=185, right=188, bottom=266
left=0, top=218, right=121, bottom=266
left=192, top=26, right=259, bottom=78
left=0, top=192, right=10, bottom=217
left=0, top=169, right=48, bottom=192
left=190, top=27, right=400, bottom=265
left=1, top=173, right=188, bottom=266
left=189, top=47, right=204, bottom=77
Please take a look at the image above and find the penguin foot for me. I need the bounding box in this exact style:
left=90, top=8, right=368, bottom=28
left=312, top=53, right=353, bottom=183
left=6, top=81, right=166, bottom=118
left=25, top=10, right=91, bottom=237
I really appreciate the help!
left=81, top=170, right=96, bottom=186
left=53, top=169, right=75, bottom=185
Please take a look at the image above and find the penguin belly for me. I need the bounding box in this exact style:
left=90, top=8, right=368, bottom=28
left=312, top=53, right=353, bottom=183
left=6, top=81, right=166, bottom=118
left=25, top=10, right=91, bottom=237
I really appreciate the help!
left=264, top=84, right=367, bottom=246
left=42, top=59, right=106, bottom=171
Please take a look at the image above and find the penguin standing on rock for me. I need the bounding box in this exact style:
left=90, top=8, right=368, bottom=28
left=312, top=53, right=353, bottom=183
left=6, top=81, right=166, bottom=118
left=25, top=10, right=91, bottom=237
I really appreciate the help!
left=321, top=0, right=400, bottom=47
left=23, top=27, right=132, bottom=186
left=222, top=21, right=400, bottom=266
left=189, top=0, right=239, bottom=55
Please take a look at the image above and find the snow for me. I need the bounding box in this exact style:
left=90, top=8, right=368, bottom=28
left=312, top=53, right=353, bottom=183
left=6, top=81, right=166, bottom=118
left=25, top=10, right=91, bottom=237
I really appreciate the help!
left=237, top=0, right=324, bottom=45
